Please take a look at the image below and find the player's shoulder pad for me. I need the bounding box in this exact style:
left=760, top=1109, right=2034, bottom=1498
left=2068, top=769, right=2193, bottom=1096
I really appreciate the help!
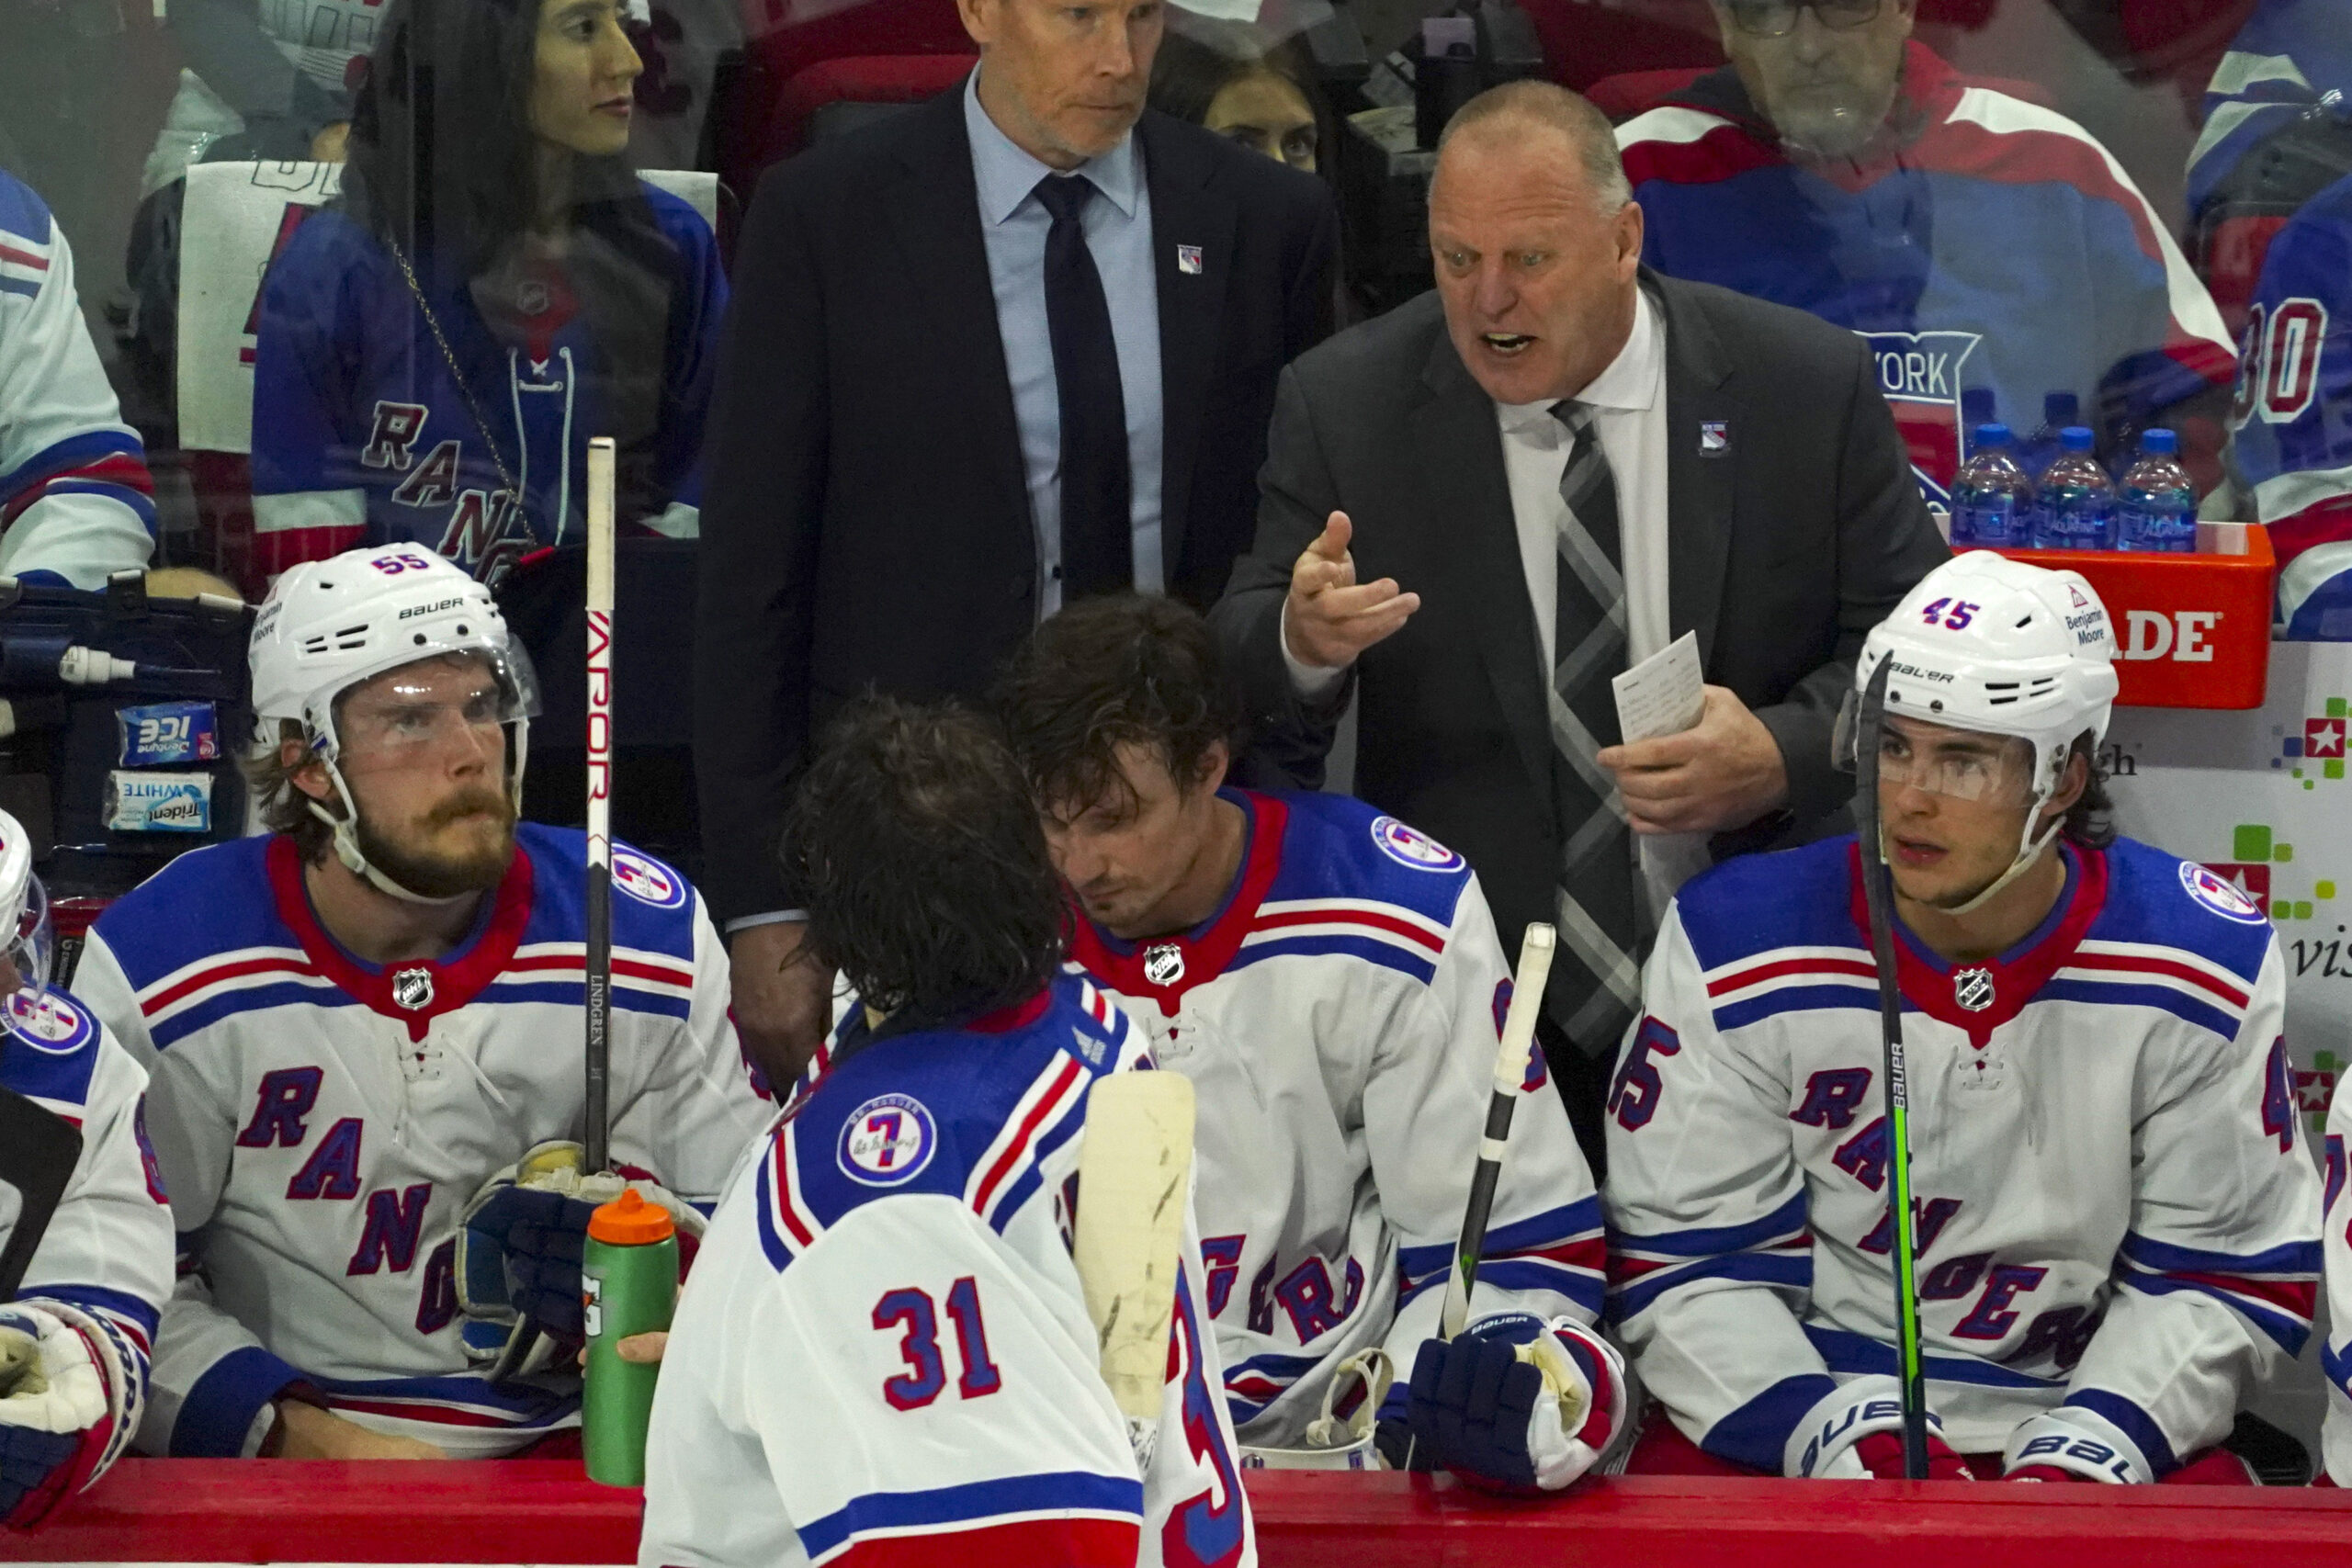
left=0, top=169, right=53, bottom=251
left=2092, top=837, right=2277, bottom=983
left=516, top=824, right=700, bottom=960
left=753, top=975, right=1129, bottom=1268
left=86, top=835, right=286, bottom=990
left=0, top=985, right=110, bottom=1112
left=1670, top=835, right=1860, bottom=970
left=1263, top=790, right=1476, bottom=928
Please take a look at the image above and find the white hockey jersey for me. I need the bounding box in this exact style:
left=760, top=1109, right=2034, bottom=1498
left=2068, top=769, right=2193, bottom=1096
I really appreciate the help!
left=1606, top=834, right=2322, bottom=1481
left=73, top=824, right=771, bottom=1459
left=0, top=172, right=157, bottom=588
left=639, top=974, right=1252, bottom=1568
left=1069, top=789, right=1605, bottom=1448
left=0, top=988, right=175, bottom=1512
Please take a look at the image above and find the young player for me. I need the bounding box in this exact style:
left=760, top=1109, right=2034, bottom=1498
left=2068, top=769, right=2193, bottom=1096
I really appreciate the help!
left=639, top=699, right=1251, bottom=1568
left=995, top=596, right=1623, bottom=1491
left=1607, top=553, right=2322, bottom=1483
left=0, top=808, right=174, bottom=1526
left=72, top=544, right=767, bottom=1461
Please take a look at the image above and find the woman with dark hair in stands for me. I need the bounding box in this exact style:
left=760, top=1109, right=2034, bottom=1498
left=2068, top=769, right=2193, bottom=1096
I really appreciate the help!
left=1148, top=20, right=1329, bottom=175
left=248, top=0, right=728, bottom=587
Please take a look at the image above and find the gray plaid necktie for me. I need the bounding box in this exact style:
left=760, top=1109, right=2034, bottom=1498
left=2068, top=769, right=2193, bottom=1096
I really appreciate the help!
left=1546, top=401, right=1641, bottom=1055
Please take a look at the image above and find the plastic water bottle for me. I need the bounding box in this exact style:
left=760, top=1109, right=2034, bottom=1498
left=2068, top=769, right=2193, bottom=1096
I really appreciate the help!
left=2036, top=427, right=2116, bottom=550
left=2018, top=390, right=2080, bottom=484
left=1951, top=424, right=2035, bottom=547
left=582, top=1189, right=677, bottom=1487
left=2117, top=428, right=2198, bottom=553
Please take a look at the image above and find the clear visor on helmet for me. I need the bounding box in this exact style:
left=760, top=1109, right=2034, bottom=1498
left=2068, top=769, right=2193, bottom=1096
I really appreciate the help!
left=325, top=644, right=541, bottom=772
left=1, top=873, right=56, bottom=1040
left=1832, top=687, right=2034, bottom=803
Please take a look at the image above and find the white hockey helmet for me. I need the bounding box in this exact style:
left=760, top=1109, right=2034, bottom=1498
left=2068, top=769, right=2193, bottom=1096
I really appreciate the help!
left=0, top=807, right=55, bottom=1037
left=251, top=546, right=539, bottom=903
left=1849, top=551, right=2119, bottom=909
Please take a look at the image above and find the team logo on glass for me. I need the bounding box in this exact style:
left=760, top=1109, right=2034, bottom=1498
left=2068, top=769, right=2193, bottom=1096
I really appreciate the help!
left=2180, top=863, right=2267, bottom=924
left=839, top=1094, right=938, bottom=1186
left=1144, top=943, right=1186, bottom=987
left=391, top=967, right=436, bottom=1011
left=1953, top=967, right=1996, bottom=1013
left=1372, top=816, right=1464, bottom=873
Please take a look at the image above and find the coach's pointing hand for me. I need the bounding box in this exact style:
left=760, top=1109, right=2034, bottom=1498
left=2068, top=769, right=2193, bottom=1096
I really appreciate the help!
left=1283, top=513, right=1419, bottom=671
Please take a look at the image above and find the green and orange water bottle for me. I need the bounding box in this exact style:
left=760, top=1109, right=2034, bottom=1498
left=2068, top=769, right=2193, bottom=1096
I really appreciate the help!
left=582, top=1189, right=676, bottom=1486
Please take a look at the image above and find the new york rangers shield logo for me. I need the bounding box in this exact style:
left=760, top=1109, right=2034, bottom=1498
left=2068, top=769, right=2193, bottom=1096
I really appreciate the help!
left=1859, top=329, right=1983, bottom=507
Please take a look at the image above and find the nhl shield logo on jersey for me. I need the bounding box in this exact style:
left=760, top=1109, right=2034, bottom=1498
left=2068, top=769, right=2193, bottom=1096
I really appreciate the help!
left=1143, top=942, right=1186, bottom=987
left=2, top=990, right=95, bottom=1055
left=612, top=849, right=687, bottom=909
left=838, top=1094, right=939, bottom=1187
left=1372, top=816, right=1464, bottom=874
left=390, top=966, right=436, bottom=1011
left=1953, top=966, right=1996, bottom=1013
left=2181, top=862, right=2269, bottom=924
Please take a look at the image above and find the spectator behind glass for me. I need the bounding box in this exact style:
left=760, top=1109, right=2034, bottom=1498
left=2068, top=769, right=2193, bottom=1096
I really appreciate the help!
left=246, top=0, right=729, bottom=588
left=1614, top=1, right=2238, bottom=503
left=1148, top=21, right=1326, bottom=175
left=0, top=170, right=160, bottom=588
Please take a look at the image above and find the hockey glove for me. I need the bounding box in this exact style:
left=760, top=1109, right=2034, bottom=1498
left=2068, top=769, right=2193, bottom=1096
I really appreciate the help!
left=2000, top=1407, right=2153, bottom=1483
left=0, top=1305, right=114, bottom=1529
left=456, top=1141, right=703, bottom=1347
left=1406, top=1313, right=1625, bottom=1492
left=1785, top=1376, right=1968, bottom=1479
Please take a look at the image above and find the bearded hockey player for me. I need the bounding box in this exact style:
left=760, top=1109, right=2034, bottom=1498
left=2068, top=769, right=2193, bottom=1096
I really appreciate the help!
left=73, top=544, right=766, bottom=1461
left=1606, top=552, right=2321, bottom=1484
left=639, top=698, right=1251, bottom=1568
left=995, top=596, right=1623, bottom=1493
left=0, top=809, right=174, bottom=1527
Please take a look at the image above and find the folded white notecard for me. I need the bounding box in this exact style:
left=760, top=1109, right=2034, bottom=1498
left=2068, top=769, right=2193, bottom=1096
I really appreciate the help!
left=1612, top=631, right=1706, bottom=745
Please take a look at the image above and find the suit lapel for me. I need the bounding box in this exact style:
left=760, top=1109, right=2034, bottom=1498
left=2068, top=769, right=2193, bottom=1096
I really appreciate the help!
left=883, top=89, right=1030, bottom=533
left=1141, top=113, right=1234, bottom=586
left=1655, top=273, right=1739, bottom=669
left=1409, top=330, right=1555, bottom=807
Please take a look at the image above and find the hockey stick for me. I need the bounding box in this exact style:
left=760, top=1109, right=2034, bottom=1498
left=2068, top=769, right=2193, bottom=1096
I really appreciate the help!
left=488, top=438, right=616, bottom=1392
left=1073, top=1070, right=1196, bottom=1473
left=1439, top=922, right=1556, bottom=1340
left=0, top=1081, right=85, bottom=1303
left=583, top=434, right=616, bottom=1181
left=1852, top=656, right=1931, bottom=1481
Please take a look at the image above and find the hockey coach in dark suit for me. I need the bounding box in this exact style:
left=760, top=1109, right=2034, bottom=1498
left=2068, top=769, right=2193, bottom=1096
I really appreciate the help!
left=1212, top=82, right=1947, bottom=1167
left=695, top=0, right=1339, bottom=1084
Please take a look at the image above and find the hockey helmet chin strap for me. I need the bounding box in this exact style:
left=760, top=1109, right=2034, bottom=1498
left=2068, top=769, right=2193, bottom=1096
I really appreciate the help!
left=302, top=719, right=530, bottom=908
left=1914, top=754, right=2072, bottom=919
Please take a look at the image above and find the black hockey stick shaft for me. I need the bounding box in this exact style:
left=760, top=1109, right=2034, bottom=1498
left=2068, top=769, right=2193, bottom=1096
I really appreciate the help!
left=1440, top=923, right=1556, bottom=1338
left=1854, top=657, right=1931, bottom=1480
left=0, top=1081, right=85, bottom=1303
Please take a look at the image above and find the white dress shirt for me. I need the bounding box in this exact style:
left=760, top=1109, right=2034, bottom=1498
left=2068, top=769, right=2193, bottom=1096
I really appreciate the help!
left=1285, top=287, right=1709, bottom=915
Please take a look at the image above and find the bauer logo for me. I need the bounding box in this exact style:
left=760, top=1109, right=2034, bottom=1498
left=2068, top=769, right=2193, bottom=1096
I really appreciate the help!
left=612, top=849, right=686, bottom=909
left=2, top=992, right=94, bottom=1056
left=2180, top=862, right=2269, bottom=924
left=1372, top=816, right=1464, bottom=873
left=838, top=1094, right=938, bottom=1186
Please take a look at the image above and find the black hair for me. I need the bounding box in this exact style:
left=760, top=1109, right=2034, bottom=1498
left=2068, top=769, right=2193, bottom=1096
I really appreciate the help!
left=993, top=594, right=1244, bottom=820
left=778, top=698, right=1066, bottom=1031
left=2060, top=732, right=2117, bottom=851
left=1148, top=21, right=1332, bottom=171
left=345, top=0, right=654, bottom=275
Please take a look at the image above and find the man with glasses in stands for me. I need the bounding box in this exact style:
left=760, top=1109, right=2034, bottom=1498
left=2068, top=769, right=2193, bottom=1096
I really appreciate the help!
left=1613, top=0, right=2238, bottom=503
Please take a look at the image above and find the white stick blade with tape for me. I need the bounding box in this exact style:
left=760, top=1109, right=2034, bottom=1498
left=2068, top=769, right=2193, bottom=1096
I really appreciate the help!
left=1073, top=1070, right=1196, bottom=1461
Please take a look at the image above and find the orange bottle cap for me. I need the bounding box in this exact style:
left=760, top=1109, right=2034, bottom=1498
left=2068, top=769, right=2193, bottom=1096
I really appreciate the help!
left=588, top=1188, right=675, bottom=1245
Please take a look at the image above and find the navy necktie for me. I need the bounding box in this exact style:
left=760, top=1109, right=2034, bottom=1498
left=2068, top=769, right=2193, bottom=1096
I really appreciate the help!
left=1033, top=173, right=1132, bottom=598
